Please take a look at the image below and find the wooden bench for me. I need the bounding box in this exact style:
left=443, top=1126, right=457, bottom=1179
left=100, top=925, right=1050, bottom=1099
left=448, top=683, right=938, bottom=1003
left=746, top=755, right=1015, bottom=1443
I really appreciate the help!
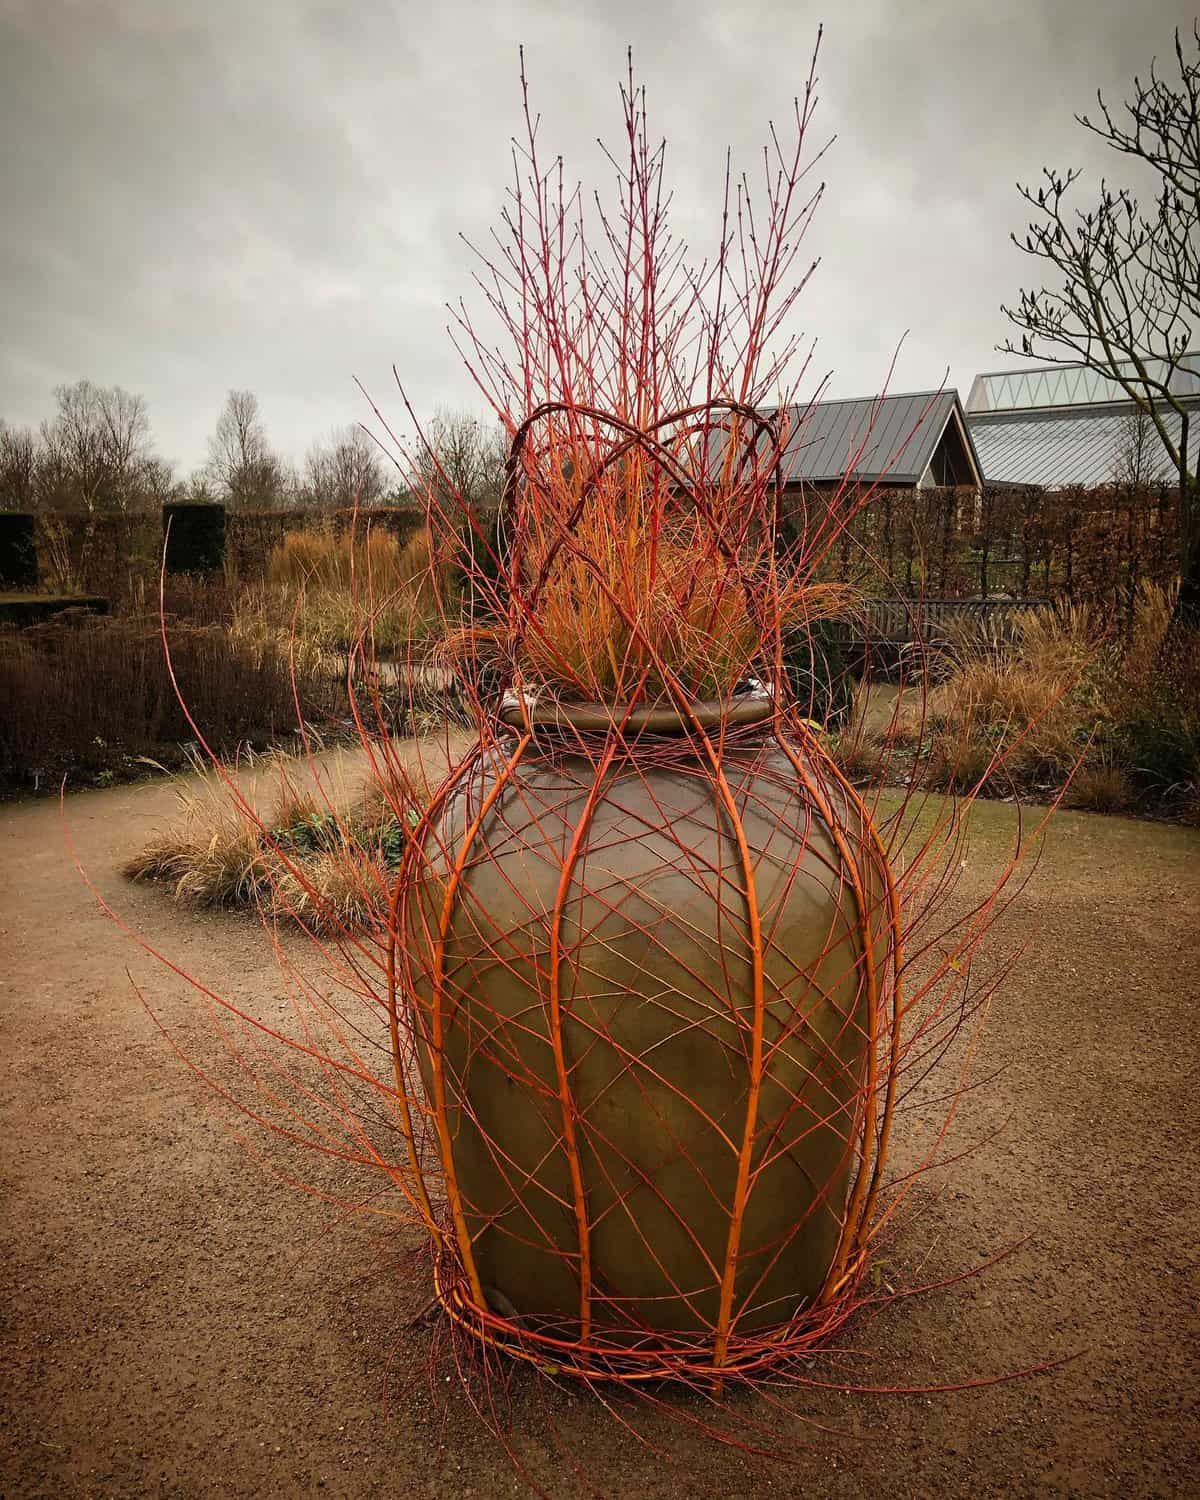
left=838, top=596, right=1052, bottom=672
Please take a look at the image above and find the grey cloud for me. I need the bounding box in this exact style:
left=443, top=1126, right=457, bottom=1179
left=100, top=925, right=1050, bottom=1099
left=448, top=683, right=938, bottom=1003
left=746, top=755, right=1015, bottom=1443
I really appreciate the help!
left=1, top=0, right=1195, bottom=476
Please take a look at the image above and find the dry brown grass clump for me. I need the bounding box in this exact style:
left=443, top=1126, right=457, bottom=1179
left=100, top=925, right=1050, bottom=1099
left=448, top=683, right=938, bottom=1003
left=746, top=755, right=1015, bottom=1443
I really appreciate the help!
left=127, top=824, right=277, bottom=907
left=266, top=845, right=393, bottom=933
left=1063, top=762, right=1134, bottom=815
left=267, top=525, right=432, bottom=596
left=125, top=755, right=428, bottom=929
left=883, top=604, right=1100, bottom=796
left=261, top=526, right=440, bottom=656
left=445, top=469, right=854, bottom=704
left=879, top=586, right=1199, bottom=816
left=922, top=726, right=1005, bottom=796
left=123, top=769, right=282, bottom=907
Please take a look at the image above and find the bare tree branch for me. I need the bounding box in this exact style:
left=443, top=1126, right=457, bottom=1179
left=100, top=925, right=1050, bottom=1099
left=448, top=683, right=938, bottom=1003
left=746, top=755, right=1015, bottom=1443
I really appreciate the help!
left=1001, top=21, right=1200, bottom=617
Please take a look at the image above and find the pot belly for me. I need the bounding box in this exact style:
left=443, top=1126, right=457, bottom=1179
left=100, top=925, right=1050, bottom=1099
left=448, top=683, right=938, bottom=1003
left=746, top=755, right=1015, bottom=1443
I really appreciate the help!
left=405, top=741, right=878, bottom=1342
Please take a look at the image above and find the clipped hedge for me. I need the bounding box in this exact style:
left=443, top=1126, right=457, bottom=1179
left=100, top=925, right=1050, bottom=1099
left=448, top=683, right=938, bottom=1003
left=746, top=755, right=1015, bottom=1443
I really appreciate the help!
left=163, top=503, right=226, bottom=574
left=0, top=512, right=38, bottom=588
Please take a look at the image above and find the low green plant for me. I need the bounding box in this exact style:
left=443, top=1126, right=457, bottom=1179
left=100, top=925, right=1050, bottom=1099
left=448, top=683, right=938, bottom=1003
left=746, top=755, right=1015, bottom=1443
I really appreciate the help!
left=783, top=616, right=855, bottom=727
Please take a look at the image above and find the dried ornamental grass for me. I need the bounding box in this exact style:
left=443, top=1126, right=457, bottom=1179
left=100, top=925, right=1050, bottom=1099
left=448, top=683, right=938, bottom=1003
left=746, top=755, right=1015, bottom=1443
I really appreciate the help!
left=442, top=473, right=857, bottom=706
left=265, top=525, right=433, bottom=596
left=123, top=766, right=281, bottom=907
left=1063, top=761, right=1134, bottom=814
left=263, top=527, right=440, bottom=656
left=883, top=587, right=1198, bottom=812
left=125, top=754, right=425, bottom=925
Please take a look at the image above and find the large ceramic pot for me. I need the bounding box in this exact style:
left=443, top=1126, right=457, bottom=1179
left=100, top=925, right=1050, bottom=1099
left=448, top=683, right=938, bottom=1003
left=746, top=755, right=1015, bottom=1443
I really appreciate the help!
left=398, top=697, right=889, bottom=1371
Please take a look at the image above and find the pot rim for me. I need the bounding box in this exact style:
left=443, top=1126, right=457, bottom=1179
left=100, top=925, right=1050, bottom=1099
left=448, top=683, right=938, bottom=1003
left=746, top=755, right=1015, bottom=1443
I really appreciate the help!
left=496, top=682, right=775, bottom=735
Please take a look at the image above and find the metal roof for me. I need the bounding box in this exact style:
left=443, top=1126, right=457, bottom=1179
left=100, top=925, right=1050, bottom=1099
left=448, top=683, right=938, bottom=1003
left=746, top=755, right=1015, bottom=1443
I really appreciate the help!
left=967, top=406, right=1185, bottom=488
left=776, top=389, right=977, bottom=485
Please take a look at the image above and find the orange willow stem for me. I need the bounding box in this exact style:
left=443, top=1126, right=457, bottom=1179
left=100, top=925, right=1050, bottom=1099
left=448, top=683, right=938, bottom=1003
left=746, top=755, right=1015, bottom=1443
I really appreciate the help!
left=429, top=733, right=532, bottom=1313
left=384, top=742, right=486, bottom=1249
left=770, top=729, right=886, bottom=1306
left=817, top=748, right=906, bottom=1251
left=547, top=740, right=620, bottom=1351
left=695, top=738, right=766, bottom=1377
left=385, top=876, right=442, bottom=1244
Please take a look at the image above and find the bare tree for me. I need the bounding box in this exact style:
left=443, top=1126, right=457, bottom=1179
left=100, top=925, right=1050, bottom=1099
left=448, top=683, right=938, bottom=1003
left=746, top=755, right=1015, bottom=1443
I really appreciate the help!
left=302, top=425, right=386, bottom=510
left=205, top=389, right=285, bottom=510
left=0, top=421, right=38, bottom=511
left=409, top=410, right=508, bottom=612
left=1001, top=22, right=1200, bottom=618
left=179, top=470, right=221, bottom=505
left=1112, top=408, right=1163, bottom=487
left=37, top=380, right=165, bottom=512
left=416, top=409, right=506, bottom=522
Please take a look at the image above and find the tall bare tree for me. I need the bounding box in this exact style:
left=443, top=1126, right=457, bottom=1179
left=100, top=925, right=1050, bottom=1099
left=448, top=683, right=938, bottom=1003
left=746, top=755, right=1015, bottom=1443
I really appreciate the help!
left=409, top=410, right=508, bottom=612
left=1002, top=21, right=1200, bottom=618
left=36, top=380, right=165, bottom=512
left=302, top=425, right=386, bottom=510
left=205, top=389, right=286, bottom=510
left=179, top=470, right=220, bottom=505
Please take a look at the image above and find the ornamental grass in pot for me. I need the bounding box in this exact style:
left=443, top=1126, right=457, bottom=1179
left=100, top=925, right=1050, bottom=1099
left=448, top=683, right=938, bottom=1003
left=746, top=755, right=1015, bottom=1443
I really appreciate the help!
left=393, top=422, right=899, bottom=1380
left=372, top=53, right=921, bottom=1380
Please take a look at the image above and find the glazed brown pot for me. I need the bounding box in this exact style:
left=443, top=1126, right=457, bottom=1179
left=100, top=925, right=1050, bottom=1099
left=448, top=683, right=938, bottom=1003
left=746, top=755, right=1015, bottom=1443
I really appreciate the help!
left=402, top=705, right=885, bottom=1350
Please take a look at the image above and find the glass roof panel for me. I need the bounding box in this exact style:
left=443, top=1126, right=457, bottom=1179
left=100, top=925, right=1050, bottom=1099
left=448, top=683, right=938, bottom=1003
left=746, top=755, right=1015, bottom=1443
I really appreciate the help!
left=968, top=355, right=1200, bottom=411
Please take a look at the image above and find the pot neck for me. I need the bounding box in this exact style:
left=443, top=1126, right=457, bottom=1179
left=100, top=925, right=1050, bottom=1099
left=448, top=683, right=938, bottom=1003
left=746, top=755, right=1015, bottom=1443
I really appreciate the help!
left=495, top=687, right=776, bottom=742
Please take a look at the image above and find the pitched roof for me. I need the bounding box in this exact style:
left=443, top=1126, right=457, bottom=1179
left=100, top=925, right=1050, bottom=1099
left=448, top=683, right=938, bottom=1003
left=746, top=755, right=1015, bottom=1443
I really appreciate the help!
left=775, top=389, right=979, bottom=486
left=967, top=406, right=1184, bottom=488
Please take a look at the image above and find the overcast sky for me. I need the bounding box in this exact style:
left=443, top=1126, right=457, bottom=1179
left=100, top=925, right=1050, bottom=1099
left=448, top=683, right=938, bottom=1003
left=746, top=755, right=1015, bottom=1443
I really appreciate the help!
left=1, top=0, right=1194, bottom=478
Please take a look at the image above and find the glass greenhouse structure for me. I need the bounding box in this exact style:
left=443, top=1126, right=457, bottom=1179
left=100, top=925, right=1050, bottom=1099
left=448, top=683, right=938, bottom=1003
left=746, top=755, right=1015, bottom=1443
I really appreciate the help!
left=965, top=356, right=1200, bottom=487
left=967, top=357, right=1200, bottom=416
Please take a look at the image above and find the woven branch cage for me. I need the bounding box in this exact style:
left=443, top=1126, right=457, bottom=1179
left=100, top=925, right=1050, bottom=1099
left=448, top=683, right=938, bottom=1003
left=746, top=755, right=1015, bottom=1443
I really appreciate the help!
left=383, top=407, right=905, bottom=1384
left=110, top=46, right=1013, bottom=1426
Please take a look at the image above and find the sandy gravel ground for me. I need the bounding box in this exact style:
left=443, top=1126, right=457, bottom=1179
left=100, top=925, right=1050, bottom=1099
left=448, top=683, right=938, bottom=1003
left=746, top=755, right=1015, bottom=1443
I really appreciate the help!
left=2, top=755, right=1198, bottom=1499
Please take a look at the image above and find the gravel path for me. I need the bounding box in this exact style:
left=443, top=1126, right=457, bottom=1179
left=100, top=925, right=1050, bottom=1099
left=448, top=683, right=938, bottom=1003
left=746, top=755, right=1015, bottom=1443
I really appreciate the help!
left=2, top=760, right=1198, bottom=1498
